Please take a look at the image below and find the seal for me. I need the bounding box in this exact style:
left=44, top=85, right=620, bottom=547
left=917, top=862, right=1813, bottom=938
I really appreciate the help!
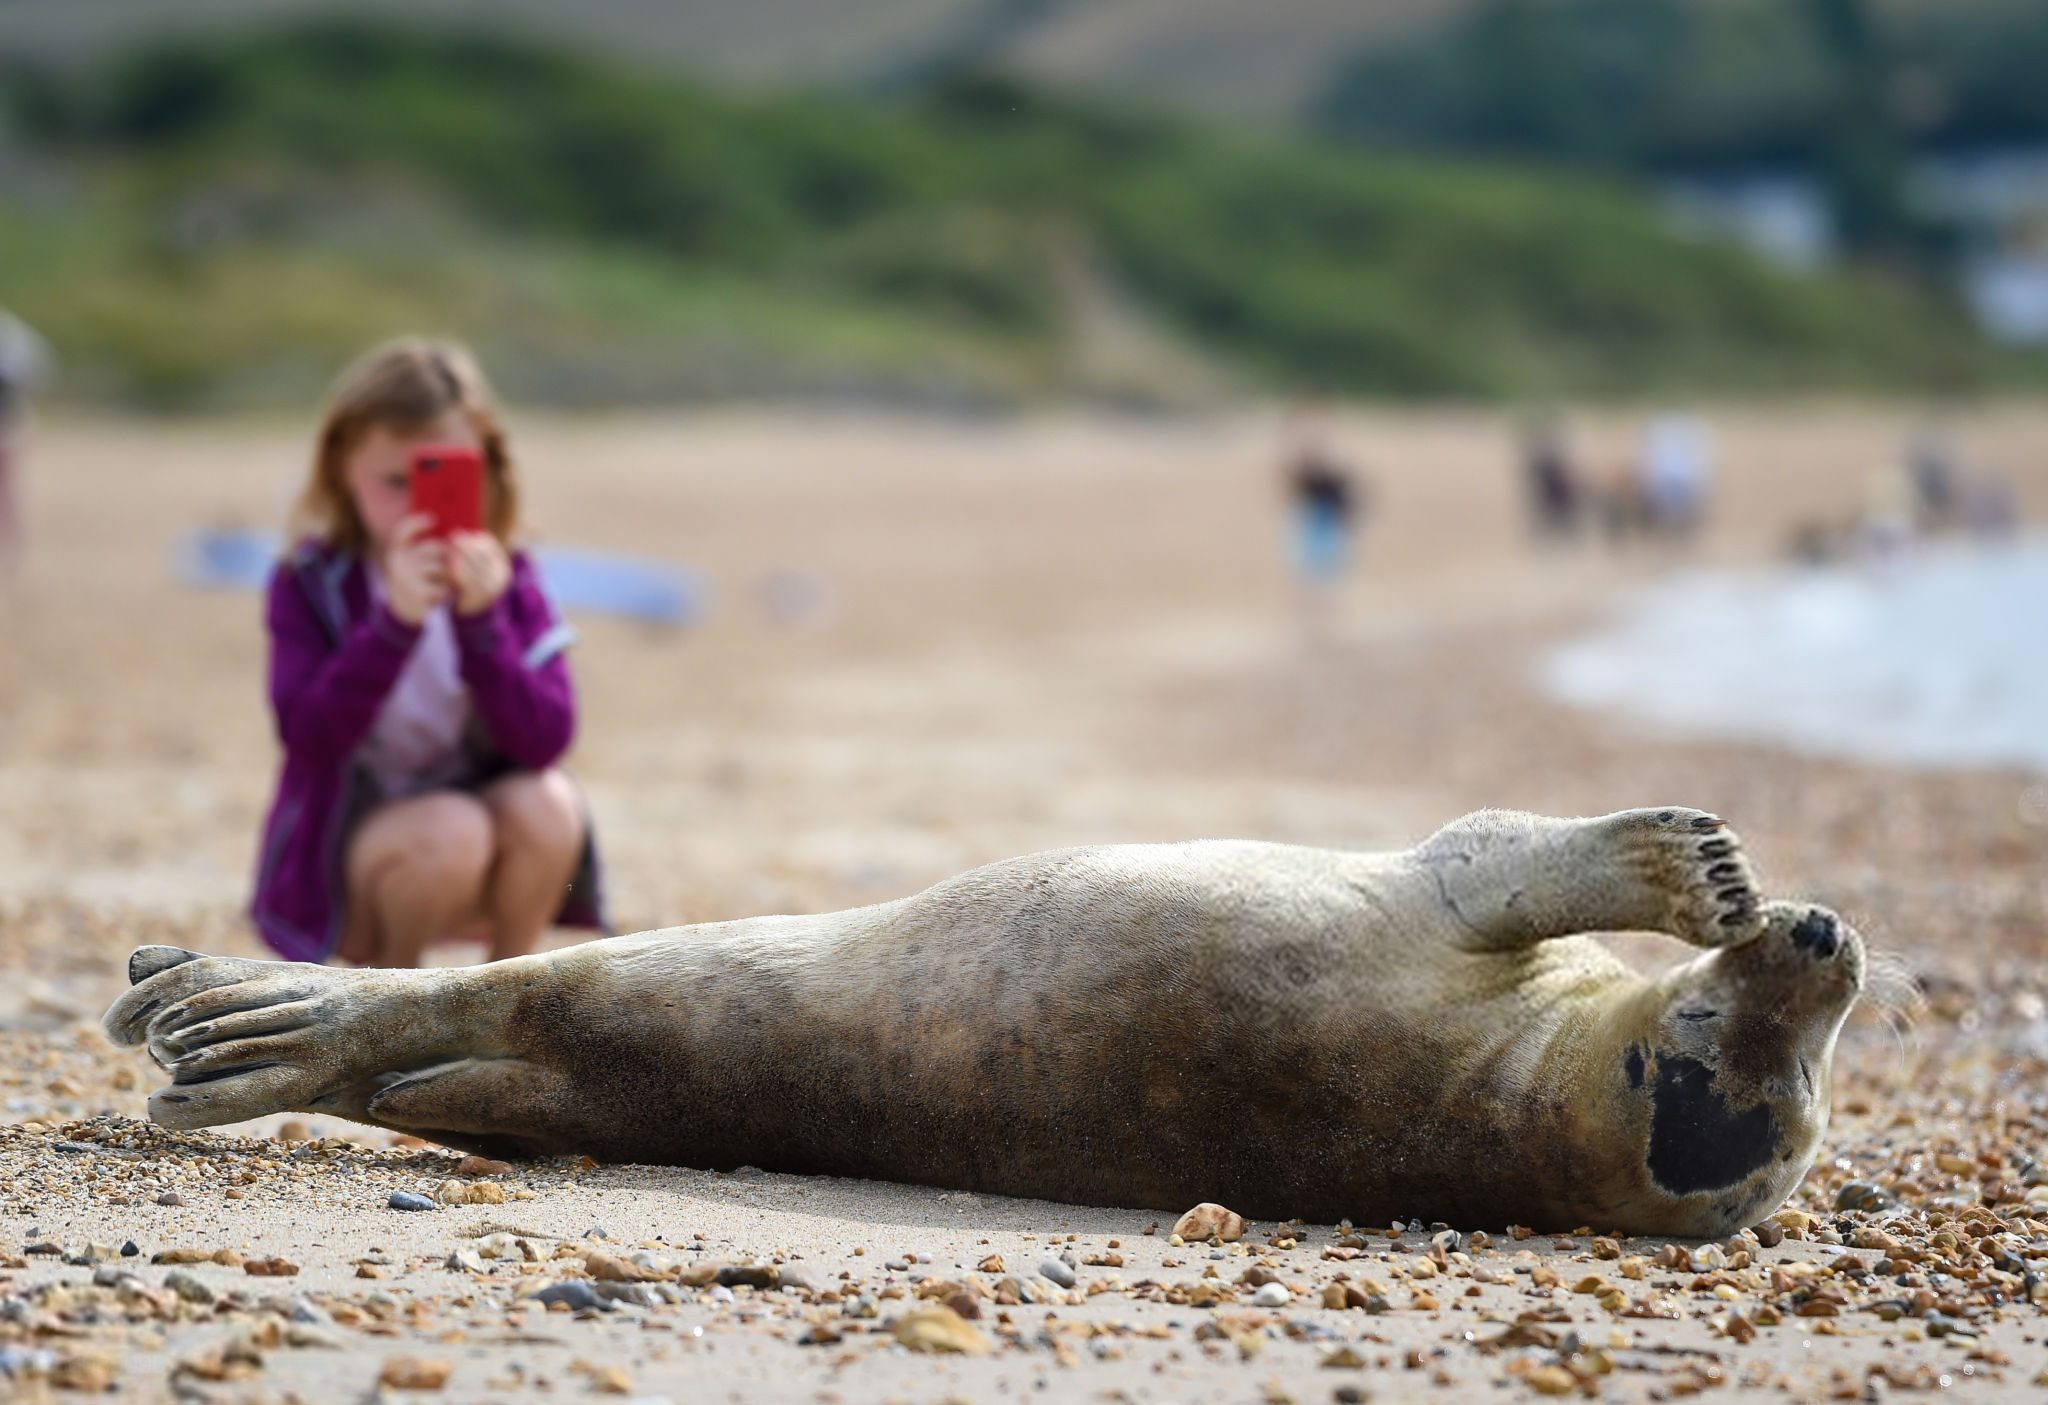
left=104, top=806, right=1862, bottom=1235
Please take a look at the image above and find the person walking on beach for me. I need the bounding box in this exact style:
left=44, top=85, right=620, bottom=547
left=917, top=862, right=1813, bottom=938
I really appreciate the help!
left=1637, top=412, right=1714, bottom=539
left=1520, top=413, right=1582, bottom=540
left=0, top=310, right=55, bottom=566
left=254, top=338, right=605, bottom=968
left=1282, top=409, right=1369, bottom=616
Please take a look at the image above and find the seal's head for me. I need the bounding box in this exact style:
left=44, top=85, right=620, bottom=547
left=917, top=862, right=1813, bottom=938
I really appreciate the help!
left=1624, top=900, right=1863, bottom=1235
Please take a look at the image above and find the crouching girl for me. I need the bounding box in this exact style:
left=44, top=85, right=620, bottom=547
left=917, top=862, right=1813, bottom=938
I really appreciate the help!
left=253, top=339, right=605, bottom=967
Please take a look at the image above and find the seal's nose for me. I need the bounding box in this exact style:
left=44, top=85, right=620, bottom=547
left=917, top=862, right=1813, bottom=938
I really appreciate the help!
left=1788, top=909, right=1841, bottom=961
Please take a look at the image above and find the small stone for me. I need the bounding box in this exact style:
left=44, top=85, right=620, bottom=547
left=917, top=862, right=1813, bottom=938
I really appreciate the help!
left=583, top=1250, right=657, bottom=1283
left=443, top=1250, right=485, bottom=1274
left=356, top=1263, right=387, bottom=1279
left=1321, top=1345, right=1367, bottom=1369
left=378, top=1356, right=453, bottom=1390
left=171, top=1337, right=263, bottom=1383
left=534, top=1281, right=606, bottom=1312
left=433, top=1179, right=470, bottom=1206
left=164, top=1271, right=215, bottom=1305
left=891, top=1305, right=991, bottom=1354
left=1172, top=1203, right=1245, bottom=1244
left=776, top=1264, right=820, bottom=1294
left=583, top=1363, right=633, bottom=1394
left=1252, top=1281, right=1291, bottom=1307
left=387, top=1191, right=435, bottom=1212
left=456, top=1155, right=514, bottom=1178
left=1038, top=1258, right=1077, bottom=1288
left=155, top=1192, right=185, bottom=1207
left=1751, top=1219, right=1786, bottom=1248
left=1526, top=1365, right=1577, bottom=1396
left=244, top=1256, right=299, bottom=1277
left=977, top=1253, right=1004, bottom=1274
left=715, top=1263, right=778, bottom=1290
left=50, top=1352, right=118, bottom=1391
left=275, top=1119, right=310, bottom=1143
left=119, top=1241, right=139, bottom=1258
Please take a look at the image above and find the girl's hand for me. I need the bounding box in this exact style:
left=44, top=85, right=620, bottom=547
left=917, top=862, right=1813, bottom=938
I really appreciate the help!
left=449, top=531, right=512, bottom=617
left=385, top=515, right=450, bottom=626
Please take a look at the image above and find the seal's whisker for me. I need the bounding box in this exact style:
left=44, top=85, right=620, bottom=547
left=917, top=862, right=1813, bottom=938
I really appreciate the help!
left=1855, top=947, right=1924, bottom=1073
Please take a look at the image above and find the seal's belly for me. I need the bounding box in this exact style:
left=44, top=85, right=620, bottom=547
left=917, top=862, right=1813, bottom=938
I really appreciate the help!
left=512, top=844, right=1590, bottom=1220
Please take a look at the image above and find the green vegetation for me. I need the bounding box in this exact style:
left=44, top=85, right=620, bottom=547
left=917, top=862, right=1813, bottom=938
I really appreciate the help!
left=0, top=21, right=2022, bottom=408
left=1314, top=0, right=2048, bottom=257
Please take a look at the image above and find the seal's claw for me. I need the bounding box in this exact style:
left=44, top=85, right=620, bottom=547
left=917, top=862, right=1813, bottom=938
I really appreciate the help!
left=104, top=952, right=285, bottom=1049
left=1598, top=806, right=1763, bottom=948
left=129, top=946, right=205, bottom=986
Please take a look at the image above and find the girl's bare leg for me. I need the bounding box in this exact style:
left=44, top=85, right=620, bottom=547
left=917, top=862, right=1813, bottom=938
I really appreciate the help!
left=339, top=793, right=493, bottom=967
left=477, top=769, right=585, bottom=962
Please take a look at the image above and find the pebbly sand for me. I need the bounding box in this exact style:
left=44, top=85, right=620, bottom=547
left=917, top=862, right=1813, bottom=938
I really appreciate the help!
left=4, top=404, right=2048, bottom=1402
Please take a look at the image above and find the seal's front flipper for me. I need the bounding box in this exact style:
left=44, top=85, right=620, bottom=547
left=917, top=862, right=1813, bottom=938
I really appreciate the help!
left=365, top=1058, right=580, bottom=1159
left=1415, top=807, right=1763, bottom=952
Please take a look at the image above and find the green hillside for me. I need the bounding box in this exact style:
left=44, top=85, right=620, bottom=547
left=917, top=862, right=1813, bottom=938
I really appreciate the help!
left=0, top=22, right=2020, bottom=408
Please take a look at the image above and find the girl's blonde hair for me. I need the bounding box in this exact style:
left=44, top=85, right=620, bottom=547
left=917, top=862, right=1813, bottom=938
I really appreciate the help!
left=292, top=338, right=519, bottom=552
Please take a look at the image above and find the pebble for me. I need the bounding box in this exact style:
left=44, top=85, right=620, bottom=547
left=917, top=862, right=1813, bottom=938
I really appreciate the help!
left=155, top=1192, right=184, bottom=1207
left=1038, top=1258, right=1077, bottom=1288
left=388, top=1191, right=435, bottom=1212
left=533, top=1281, right=605, bottom=1311
left=775, top=1264, right=820, bottom=1294
left=1251, top=1282, right=1291, bottom=1307
left=163, top=1272, right=215, bottom=1306
left=1172, top=1202, right=1246, bottom=1244
left=378, top=1357, right=453, bottom=1391
left=118, top=1241, right=138, bottom=1257
left=892, top=1305, right=992, bottom=1355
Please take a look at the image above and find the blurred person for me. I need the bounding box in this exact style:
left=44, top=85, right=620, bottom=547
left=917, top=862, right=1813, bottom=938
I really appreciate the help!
left=1282, top=409, right=1369, bottom=612
left=255, top=338, right=605, bottom=969
left=0, top=310, right=55, bottom=565
left=1520, top=412, right=1582, bottom=539
left=1904, top=423, right=1959, bottom=532
left=1636, top=413, right=1715, bottom=538
left=1960, top=474, right=2019, bottom=540
left=1859, top=460, right=1917, bottom=573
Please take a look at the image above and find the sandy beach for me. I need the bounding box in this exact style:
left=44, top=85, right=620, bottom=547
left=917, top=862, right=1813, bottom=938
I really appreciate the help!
left=5, top=403, right=2048, bottom=1401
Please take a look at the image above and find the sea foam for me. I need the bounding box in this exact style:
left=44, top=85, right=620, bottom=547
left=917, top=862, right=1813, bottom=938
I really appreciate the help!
left=1540, top=538, right=2048, bottom=773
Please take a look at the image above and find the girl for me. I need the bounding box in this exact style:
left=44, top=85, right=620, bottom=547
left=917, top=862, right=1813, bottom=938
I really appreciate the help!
left=253, top=339, right=604, bottom=967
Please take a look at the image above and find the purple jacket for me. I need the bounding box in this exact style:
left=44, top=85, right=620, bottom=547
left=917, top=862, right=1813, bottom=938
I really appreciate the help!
left=252, top=540, right=605, bottom=961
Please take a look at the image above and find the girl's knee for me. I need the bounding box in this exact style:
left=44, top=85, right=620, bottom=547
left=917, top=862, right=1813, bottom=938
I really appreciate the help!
left=360, top=794, right=494, bottom=886
left=486, top=769, right=584, bottom=854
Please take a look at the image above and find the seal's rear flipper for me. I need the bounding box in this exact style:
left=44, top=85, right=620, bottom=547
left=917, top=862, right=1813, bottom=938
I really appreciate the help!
left=129, top=946, right=205, bottom=985
left=365, top=1058, right=575, bottom=1158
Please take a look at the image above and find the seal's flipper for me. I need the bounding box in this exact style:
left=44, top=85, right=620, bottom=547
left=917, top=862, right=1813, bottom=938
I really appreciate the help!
left=365, top=1057, right=577, bottom=1157
left=1414, top=806, right=1763, bottom=952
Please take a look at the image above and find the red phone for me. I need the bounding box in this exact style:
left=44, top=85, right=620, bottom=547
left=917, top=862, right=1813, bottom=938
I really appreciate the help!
left=408, top=444, right=484, bottom=539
